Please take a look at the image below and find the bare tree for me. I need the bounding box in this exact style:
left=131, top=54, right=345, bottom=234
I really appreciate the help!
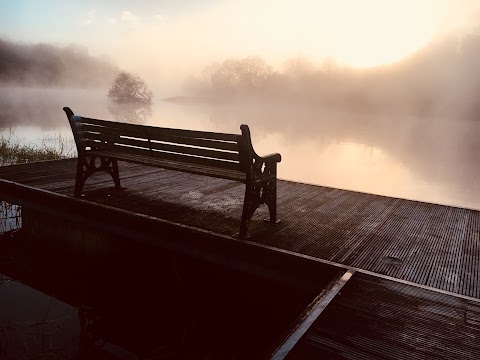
left=209, top=56, right=273, bottom=93
left=238, top=56, right=272, bottom=88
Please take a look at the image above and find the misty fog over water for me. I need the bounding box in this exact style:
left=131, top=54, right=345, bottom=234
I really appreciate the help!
left=3, top=27, right=480, bottom=210
left=1, top=85, right=480, bottom=211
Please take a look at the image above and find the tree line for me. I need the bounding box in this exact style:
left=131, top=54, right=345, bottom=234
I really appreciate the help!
left=0, top=37, right=117, bottom=87
left=184, top=34, right=480, bottom=120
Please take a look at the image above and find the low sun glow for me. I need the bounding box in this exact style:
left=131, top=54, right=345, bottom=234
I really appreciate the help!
left=203, top=0, right=449, bottom=69
left=112, top=0, right=469, bottom=78
left=324, top=1, right=441, bottom=67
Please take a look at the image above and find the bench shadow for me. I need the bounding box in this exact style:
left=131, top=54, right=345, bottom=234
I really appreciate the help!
left=80, top=186, right=282, bottom=238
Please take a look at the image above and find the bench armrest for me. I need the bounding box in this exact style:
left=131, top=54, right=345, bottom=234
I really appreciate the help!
left=259, top=153, right=281, bottom=163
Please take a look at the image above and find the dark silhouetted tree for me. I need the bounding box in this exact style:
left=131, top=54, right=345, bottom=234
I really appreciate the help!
left=107, top=71, right=154, bottom=105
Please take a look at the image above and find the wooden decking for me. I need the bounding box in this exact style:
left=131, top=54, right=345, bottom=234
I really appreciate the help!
left=285, top=272, right=480, bottom=360
left=1, top=159, right=480, bottom=359
left=1, top=158, right=478, bottom=299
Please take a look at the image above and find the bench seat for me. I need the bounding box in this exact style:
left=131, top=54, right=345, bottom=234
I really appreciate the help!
left=88, top=150, right=248, bottom=183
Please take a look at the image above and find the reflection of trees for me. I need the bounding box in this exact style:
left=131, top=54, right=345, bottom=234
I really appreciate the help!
left=0, top=315, right=79, bottom=359
left=0, top=279, right=79, bottom=360
left=107, top=102, right=152, bottom=124
left=0, top=201, right=21, bottom=233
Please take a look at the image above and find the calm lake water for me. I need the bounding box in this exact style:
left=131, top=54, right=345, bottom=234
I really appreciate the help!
left=1, top=86, right=480, bottom=210
left=0, top=274, right=80, bottom=358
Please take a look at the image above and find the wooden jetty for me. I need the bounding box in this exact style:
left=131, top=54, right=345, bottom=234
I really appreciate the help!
left=0, top=158, right=479, bottom=359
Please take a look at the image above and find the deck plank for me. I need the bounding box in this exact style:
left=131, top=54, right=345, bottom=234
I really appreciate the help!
left=0, top=159, right=479, bottom=298
left=284, top=273, right=480, bottom=360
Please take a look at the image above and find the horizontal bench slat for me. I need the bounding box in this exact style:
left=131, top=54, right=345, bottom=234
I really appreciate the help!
left=84, top=142, right=242, bottom=171
left=81, top=123, right=151, bottom=142
left=89, top=150, right=247, bottom=183
left=82, top=139, right=109, bottom=150
left=81, top=131, right=113, bottom=141
left=83, top=139, right=241, bottom=171
left=83, top=131, right=240, bottom=162
left=145, top=139, right=241, bottom=162
left=151, top=135, right=239, bottom=152
left=80, top=117, right=240, bottom=142
left=81, top=124, right=239, bottom=152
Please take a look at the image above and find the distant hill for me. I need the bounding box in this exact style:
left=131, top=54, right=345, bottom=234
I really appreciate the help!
left=0, top=37, right=118, bottom=87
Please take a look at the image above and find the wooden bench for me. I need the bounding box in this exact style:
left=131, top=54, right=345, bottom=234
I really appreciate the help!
left=63, top=107, right=281, bottom=238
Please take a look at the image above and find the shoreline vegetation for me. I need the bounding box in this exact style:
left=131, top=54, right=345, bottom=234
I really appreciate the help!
left=0, top=131, right=73, bottom=166
left=0, top=131, right=72, bottom=233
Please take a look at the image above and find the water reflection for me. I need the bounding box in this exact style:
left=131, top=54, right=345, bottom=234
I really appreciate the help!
left=0, top=229, right=321, bottom=359
left=107, top=102, right=152, bottom=124
left=0, top=201, right=21, bottom=233
left=0, top=275, right=79, bottom=359
left=0, top=87, right=108, bottom=128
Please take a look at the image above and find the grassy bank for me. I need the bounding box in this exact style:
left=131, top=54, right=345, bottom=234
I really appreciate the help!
left=0, top=132, right=73, bottom=232
left=0, top=131, right=73, bottom=166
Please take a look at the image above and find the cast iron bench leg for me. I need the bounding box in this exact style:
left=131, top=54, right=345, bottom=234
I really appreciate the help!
left=264, top=180, right=279, bottom=224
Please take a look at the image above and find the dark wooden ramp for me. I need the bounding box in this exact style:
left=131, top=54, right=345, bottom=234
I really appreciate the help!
left=283, top=272, right=480, bottom=360
left=0, top=159, right=479, bottom=298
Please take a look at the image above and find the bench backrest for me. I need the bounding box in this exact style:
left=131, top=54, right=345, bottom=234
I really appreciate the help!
left=65, top=108, right=254, bottom=174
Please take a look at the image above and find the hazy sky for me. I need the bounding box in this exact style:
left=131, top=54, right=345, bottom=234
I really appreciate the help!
left=1, top=0, right=480, bottom=88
